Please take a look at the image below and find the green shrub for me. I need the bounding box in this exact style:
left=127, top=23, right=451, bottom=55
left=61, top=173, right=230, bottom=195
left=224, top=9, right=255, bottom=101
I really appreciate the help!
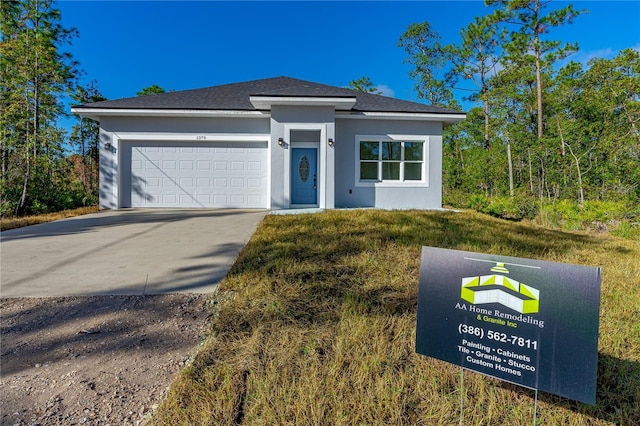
left=536, top=200, right=636, bottom=234
left=0, top=201, right=16, bottom=217
left=513, top=195, right=539, bottom=219
left=442, top=189, right=468, bottom=209
left=466, top=194, right=489, bottom=211
left=474, top=195, right=538, bottom=221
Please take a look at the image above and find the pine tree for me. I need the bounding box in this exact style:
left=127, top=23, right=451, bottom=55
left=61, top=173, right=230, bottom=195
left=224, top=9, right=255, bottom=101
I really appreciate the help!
left=486, top=0, right=584, bottom=139
left=0, top=0, right=79, bottom=214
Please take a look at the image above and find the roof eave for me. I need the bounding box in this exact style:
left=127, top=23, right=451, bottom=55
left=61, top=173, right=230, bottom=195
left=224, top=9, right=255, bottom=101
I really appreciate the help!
left=249, top=95, right=357, bottom=111
left=70, top=107, right=466, bottom=125
left=337, top=111, right=467, bottom=124
left=71, top=107, right=269, bottom=120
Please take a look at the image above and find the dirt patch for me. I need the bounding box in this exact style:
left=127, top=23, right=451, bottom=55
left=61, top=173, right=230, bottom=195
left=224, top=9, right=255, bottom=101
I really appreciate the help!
left=1, top=294, right=211, bottom=425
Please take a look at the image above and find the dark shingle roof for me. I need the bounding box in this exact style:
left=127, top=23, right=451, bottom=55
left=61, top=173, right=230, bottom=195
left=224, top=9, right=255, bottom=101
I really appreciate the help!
left=76, top=76, right=462, bottom=115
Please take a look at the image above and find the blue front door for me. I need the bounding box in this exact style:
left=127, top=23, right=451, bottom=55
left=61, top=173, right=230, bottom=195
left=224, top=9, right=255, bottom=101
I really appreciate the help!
left=291, top=148, right=318, bottom=205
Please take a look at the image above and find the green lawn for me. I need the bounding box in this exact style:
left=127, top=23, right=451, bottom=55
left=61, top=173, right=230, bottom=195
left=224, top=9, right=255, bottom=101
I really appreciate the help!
left=150, top=209, right=640, bottom=425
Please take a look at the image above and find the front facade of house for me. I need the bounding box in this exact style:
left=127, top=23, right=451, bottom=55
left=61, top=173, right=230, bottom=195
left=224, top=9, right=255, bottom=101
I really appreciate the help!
left=73, top=77, right=465, bottom=211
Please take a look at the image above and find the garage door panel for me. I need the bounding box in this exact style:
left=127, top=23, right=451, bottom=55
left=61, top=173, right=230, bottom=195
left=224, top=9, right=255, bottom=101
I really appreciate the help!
left=230, top=194, right=244, bottom=204
left=247, top=178, right=262, bottom=188
left=196, top=160, right=210, bottom=170
left=180, top=160, right=194, bottom=170
left=128, top=141, right=268, bottom=208
left=198, top=177, right=211, bottom=187
left=247, top=194, right=262, bottom=204
left=213, top=194, right=227, bottom=204
left=247, top=161, right=262, bottom=171
left=230, top=178, right=244, bottom=188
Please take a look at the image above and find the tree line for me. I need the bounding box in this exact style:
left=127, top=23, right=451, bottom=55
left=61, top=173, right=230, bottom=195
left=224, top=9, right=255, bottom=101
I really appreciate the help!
left=1, top=0, right=104, bottom=216
left=2, top=0, right=638, bottom=219
left=395, top=0, right=639, bottom=216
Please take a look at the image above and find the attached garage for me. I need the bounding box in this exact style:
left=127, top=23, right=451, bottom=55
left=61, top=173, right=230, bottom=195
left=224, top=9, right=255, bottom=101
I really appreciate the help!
left=121, top=141, right=269, bottom=208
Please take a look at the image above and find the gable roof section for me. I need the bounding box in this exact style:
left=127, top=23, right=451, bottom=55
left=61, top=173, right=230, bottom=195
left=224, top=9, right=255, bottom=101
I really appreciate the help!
left=74, top=76, right=463, bottom=116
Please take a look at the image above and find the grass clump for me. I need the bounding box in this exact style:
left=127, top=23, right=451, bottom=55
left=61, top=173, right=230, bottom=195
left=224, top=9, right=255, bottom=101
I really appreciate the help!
left=533, top=200, right=640, bottom=238
left=150, top=209, right=640, bottom=425
left=0, top=205, right=99, bottom=231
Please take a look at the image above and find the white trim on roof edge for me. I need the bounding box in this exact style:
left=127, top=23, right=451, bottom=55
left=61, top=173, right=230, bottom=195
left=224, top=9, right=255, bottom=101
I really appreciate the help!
left=72, top=107, right=466, bottom=124
left=70, top=108, right=269, bottom=120
left=336, top=111, right=466, bottom=124
left=249, top=96, right=357, bottom=110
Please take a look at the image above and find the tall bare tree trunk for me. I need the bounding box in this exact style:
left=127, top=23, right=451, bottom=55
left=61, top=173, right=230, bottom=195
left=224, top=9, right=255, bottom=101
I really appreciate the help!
left=507, top=137, right=514, bottom=197
left=528, top=149, right=534, bottom=195
left=564, top=142, right=585, bottom=204
left=556, top=116, right=565, bottom=156
left=620, top=99, right=640, bottom=145
left=535, top=51, right=543, bottom=139
left=484, top=99, right=490, bottom=150
left=534, top=1, right=544, bottom=139
left=17, top=0, right=41, bottom=215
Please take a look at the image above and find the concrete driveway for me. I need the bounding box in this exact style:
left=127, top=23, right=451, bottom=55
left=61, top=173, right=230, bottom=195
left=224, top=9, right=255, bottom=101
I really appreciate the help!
left=0, top=209, right=267, bottom=298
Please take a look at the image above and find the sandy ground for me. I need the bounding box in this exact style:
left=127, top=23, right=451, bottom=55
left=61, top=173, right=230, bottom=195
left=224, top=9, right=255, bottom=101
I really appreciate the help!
left=1, top=294, right=211, bottom=425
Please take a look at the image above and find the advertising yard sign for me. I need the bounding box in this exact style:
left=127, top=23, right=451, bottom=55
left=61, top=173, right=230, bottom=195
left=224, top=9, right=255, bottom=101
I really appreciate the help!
left=416, top=247, right=601, bottom=405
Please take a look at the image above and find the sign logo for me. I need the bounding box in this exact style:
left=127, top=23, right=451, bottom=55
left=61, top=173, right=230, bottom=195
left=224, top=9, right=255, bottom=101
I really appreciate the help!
left=460, top=262, right=540, bottom=314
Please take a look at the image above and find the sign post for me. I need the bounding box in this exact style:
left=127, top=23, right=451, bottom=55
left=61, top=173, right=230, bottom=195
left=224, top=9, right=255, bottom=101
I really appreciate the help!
left=416, top=247, right=601, bottom=409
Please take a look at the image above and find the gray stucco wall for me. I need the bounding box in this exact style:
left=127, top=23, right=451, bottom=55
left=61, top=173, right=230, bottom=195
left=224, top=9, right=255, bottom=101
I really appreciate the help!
left=334, top=118, right=443, bottom=209
left=95, top=112, right=445, bottom=210
left=100, top=116, right=270, bottom=134
left=270, top=106, right=336, bottom=209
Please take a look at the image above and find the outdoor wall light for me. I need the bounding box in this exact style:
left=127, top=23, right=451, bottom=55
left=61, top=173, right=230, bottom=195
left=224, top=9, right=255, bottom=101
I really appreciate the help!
left=278, top=137, right=285, bottom=146
left=328, top=138, right=335, bottom=147
left=104, top=142, right=112, bottom=150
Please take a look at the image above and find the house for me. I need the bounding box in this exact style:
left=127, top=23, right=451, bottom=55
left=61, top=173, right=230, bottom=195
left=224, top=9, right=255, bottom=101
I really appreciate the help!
left=72, top=77, right=465, bottom=211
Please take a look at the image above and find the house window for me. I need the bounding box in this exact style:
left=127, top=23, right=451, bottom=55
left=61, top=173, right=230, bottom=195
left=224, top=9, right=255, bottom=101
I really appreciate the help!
left=357, top=136, right=427, bottom=185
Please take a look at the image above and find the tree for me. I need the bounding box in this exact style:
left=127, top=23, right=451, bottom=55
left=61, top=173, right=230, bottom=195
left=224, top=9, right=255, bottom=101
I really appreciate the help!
left=136, top=84, right=165, bottom=96
left=486, top=0, right=584, bottom=139
left=448, top=15, right=506, bottom=149
left=70, top=81, right=105, bottom=195
left=0, top=0, right=79, bottom=215
left=398, top=22, right=456, bottom=107
left=580, top=50, right=640, bottom=201
left=348, top=76, right=382, bottom=94
left=400, top=1, right=638, bottom=211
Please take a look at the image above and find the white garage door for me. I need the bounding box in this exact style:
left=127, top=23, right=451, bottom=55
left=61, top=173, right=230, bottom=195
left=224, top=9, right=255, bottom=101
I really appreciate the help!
left=128, top=141, right=268, bottom=208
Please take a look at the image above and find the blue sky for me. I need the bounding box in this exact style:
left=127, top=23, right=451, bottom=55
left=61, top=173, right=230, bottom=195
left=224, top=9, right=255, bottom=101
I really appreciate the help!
left=58, top=0, right=639, bottom=108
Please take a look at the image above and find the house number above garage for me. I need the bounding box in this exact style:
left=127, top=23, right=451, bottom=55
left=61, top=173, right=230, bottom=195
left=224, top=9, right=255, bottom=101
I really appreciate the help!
left=196, top=135, right=207, bottom=140
left=299, top=156, right=309, bottom=182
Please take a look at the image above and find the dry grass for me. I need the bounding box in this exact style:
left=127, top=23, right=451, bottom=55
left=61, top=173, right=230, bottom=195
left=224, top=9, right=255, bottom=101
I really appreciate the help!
left=150, top=209, right=640, bottom=425
left=0, top=206, right=99, bottom=231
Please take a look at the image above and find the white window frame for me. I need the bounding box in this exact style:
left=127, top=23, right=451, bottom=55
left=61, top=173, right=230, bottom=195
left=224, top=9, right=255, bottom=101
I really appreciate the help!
left=354, top=134, right=429, bottom=187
